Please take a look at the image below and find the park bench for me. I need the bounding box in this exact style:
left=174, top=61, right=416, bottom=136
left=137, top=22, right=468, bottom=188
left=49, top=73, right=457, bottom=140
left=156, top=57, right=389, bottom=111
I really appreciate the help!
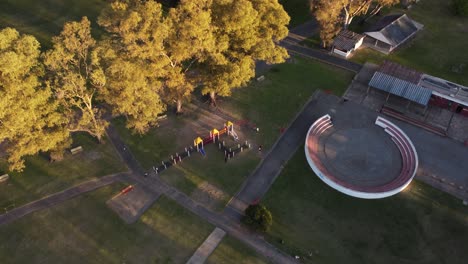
left=70, top=146, right=83, bottom=155
left=0, top=174, right=9, bottom=184
left=157, top=114, right=167, bottom=121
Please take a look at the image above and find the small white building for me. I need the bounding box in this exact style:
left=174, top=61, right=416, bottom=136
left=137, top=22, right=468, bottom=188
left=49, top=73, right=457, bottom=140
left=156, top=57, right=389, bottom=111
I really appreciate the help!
left=331, top=30, right=365, bottom=58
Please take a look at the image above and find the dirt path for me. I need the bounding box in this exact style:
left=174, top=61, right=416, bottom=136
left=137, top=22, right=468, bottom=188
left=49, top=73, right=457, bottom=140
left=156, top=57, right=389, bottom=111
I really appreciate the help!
left=0, top=172, right=129, bottom=226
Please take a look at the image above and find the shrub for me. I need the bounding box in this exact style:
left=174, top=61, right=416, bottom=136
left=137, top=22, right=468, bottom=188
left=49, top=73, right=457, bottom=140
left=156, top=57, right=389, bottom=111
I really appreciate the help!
left=452, top=0, right=468, bottom=16
left=243, top=204, right=273, bottom=232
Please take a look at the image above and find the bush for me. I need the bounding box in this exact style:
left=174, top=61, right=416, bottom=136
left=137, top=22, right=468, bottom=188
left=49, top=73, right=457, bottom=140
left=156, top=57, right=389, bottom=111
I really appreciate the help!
left=452, top=0, right=468, bottom=16
left=243, top=204, right=273, bottom=232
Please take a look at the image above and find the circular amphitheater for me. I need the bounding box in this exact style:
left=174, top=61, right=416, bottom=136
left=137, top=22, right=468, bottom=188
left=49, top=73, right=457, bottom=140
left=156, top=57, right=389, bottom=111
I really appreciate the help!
left=305, top=114, right=418, bottom=199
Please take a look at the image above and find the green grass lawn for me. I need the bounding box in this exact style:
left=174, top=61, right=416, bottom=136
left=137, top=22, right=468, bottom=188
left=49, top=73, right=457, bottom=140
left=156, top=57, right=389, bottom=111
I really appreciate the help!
left=263, top=150, right=468, bottom=264
left=0, top=185, right=215, bottom=264
left=222, top=57, right=353, bottom=149
left=350, top=0, right=468, bottom=86
left=207, top=235, right=269, bottom=264
left=0, top=0, right=106, bottom=48
left=279, top=0, right=312, bottom=27
left=0, top=133, right=126, bottom=209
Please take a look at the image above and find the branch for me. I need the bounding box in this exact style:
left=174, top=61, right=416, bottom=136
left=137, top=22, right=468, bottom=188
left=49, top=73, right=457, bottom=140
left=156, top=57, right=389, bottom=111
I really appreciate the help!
left=161, top=52, right=177, bottom=68
left=184, top=58, right=197, bottom=73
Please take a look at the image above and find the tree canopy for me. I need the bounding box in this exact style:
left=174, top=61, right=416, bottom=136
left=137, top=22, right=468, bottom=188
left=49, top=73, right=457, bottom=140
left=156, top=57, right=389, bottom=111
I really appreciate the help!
left=0, top=0, right=290, bottom=170
left=200, top=0, right=290, bottom=103
left=452, top=0, right=468, bottom=16
left=309, top=0, right=398, bottom=47
left=0, top=28, right=69, bottom=171
left=44, top=17, right=108, bottom=141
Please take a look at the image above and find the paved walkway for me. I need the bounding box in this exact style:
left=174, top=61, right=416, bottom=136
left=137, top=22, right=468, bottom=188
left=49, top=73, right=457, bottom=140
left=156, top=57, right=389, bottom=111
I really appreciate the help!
left=105, top=124, right=299, bottom=264
left=186, top=228, right=226, bottom=264
left=106, top=124, right=145, bottom=175
left=0, top=172, right=129, bottom=226
left=131, top=174, right=299, bottom=264
left=224, top=92, right=322, bottom=219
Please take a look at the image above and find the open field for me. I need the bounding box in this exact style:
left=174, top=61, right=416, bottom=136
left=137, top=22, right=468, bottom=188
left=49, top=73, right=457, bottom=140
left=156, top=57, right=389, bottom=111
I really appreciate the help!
left=0, top=185, right=215, bottom=264
left=0, top=133, right=126, bottom=209
left=263, top=150, right=468, bottom=264
left=350, top=0, right=468, bottom=86
left=207, top=235, right=269, bottom=264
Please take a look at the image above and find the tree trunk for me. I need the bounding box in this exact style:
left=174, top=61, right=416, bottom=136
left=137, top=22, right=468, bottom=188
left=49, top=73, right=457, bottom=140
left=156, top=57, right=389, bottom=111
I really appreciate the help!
left=365, top=5, right=383, bottom=22
left=344, top=15, right=353, bottom=29
left=176, top=99, right=183, bottom=114
left=209, top=91, right=217, bottom=106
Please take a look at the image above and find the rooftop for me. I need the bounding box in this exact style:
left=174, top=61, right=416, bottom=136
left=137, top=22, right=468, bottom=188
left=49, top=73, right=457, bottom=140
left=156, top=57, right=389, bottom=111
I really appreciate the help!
left=365, top=14, right=423, bottom=47
left=378, top=60, right=423, bottom=84
left=333, top=30, right=364, bottom=51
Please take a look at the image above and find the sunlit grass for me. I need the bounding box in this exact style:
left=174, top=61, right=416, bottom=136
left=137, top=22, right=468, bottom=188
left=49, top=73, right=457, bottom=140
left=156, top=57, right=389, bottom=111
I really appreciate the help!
left=0, top=185, right=214, bottom=264
left=0, top=133, right=126, bottom=209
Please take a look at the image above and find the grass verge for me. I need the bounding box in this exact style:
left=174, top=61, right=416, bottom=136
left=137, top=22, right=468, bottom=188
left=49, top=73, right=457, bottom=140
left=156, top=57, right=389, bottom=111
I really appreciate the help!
left=207, top=235, right=269, bottom=264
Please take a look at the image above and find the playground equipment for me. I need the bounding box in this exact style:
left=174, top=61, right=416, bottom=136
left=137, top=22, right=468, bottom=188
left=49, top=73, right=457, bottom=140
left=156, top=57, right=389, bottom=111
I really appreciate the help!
left=149, top=121, right=250, bottom=175
left=194, top=137, right=206, bottom=156
left=225, top=121, right=238, bottom=141
left=210, top=129, right=220, bottom=143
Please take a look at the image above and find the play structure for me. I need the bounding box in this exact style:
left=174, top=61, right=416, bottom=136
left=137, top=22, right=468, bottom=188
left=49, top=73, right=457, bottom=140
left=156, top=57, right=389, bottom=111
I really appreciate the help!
left=150, top=121, right=251, bottom=175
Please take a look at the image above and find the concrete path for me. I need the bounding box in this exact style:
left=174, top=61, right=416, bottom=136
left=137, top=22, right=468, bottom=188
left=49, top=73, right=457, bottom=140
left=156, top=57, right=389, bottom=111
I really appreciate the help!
left=224, top=92, right=323, bottom=219
left=131, top=174, right=299, bottom=264
left=106, top=124, right=146, bottom=175
left=105, top=123, right=299, bottom=264
left=186, top=228, right=226, bottom=264
left=0, top=172, right=129, bottom=226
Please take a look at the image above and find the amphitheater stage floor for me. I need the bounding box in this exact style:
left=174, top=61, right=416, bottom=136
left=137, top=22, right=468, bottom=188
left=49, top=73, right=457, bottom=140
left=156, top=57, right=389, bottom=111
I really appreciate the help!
left=305, top=91, right=468, bottom=201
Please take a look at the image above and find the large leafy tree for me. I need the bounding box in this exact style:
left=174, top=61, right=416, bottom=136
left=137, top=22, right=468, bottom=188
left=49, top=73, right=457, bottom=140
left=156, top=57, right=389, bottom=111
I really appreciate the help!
left=44, top=17, right=108, bottom=142
left=0, top=28, right=69, bottom=171
left=163, top=0, right=215, bottom=113
left=97, top=0, right=168, bottom=133
left=309, top=0, right=399, bottom=46
left=200, top=0, right=290, bottom=104
left=99, top=0, right=214, bottom=118
left=310, top=1, right=343, bottom=47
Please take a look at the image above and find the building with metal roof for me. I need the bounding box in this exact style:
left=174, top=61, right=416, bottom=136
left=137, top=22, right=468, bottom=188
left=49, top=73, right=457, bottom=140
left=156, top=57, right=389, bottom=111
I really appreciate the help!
left=332, top=30, right=365, bottom=58
left=368, top=71, right=432, bottom=106
left=364, top=14, right=423, bottom=54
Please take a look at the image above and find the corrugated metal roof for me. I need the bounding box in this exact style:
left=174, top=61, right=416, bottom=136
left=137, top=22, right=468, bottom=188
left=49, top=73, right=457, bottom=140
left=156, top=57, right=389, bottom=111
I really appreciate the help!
left=364, top=14, right=423, bottom=47
left=369, top=72, right=432, bottom=105
left=333, top=30, right=364, bottom=51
